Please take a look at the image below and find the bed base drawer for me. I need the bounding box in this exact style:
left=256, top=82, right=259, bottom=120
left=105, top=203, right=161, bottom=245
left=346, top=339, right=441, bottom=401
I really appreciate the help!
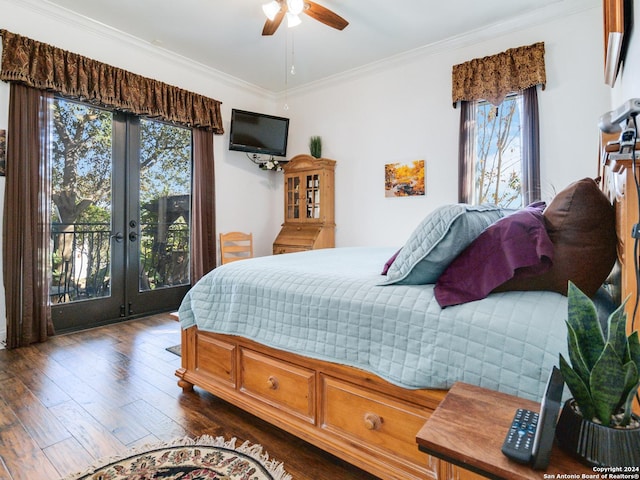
left=177, top=327, right=479, bottom=480
left=240, top=348, right=316, bottom=424
left=193, top=332, right=236, bottom=388
left=321, top=375, right=435, bottom=475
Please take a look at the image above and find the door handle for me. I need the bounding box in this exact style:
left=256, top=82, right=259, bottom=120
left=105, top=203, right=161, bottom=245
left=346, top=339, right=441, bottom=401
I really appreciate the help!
left=111, top=232, right=124, bottom=243
left=129, top=232, right=138, bottom=242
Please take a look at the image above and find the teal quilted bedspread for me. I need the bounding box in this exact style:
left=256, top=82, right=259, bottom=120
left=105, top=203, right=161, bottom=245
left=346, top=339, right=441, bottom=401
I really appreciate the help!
left=178, top=247, right=568, bottom=401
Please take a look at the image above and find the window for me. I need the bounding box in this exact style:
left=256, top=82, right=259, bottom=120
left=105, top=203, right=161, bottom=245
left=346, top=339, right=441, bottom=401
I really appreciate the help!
left=459, top=87, right=540, bottom=208
left=474, top=93, right=523, bottom=208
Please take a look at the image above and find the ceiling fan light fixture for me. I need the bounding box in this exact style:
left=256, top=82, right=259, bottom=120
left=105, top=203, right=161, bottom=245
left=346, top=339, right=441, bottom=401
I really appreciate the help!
left=260, top=0, right=348, bottom=36
left=262, top=1, right=281, bottom=21
left=286, top=12, right=302, bottom=28
left=287, top=0, right=304, bottom=16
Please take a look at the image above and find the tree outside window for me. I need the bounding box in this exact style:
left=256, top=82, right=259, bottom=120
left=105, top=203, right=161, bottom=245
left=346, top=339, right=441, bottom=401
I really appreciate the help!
left=49, top=97, right=192, bottom=303
left=473, top=93, right=523, bottom=208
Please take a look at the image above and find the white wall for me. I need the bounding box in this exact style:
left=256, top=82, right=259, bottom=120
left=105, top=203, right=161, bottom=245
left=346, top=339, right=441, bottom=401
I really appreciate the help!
left=281, top=7, right=611, bottom=248
left=0, top=1, right=625, bottom=345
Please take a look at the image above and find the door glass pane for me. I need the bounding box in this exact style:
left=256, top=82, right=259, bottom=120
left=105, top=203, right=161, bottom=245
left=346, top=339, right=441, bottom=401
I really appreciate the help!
left=139, top=119, right=192, bottom=292
left=50, top=98, right=114, bottom=303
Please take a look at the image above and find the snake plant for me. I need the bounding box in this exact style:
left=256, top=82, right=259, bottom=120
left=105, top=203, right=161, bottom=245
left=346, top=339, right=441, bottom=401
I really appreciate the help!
left=559, top=282, right=640, bottom=427
left=309, top=136, right=322, bottom=158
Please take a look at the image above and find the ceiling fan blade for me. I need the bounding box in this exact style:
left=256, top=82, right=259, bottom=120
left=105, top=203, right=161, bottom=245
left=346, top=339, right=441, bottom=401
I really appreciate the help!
left=262, top=9, right=286, bottom=36
left=303, top=1, right=348, bottom=30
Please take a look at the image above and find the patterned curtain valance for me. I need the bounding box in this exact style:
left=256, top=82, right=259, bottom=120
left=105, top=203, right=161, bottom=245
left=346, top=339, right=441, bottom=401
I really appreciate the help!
left=0, top=29, right=224, bottom=133
left=452, top=42, right=546, bottom=107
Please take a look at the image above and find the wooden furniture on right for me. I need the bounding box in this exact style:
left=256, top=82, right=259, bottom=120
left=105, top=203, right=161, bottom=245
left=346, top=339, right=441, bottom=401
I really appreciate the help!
left=273, top=154, right=336, bottom=255
left=601, top=137, right=640, bottom=415
left=601, top=136, right=640, bottom=331
left=219, top=231, right=253, bottom=265
left=416, top=382, right=593, bottom=480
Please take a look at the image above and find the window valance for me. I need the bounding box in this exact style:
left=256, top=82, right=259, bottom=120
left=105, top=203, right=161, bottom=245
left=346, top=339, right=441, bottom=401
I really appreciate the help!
left=0, top=29, right=223, bottom=133
left=452, top=42, right=546, bottom=107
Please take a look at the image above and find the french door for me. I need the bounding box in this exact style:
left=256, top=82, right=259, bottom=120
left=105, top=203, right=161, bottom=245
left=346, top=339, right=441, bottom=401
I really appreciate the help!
left=50, top=98, right=192, bottom=333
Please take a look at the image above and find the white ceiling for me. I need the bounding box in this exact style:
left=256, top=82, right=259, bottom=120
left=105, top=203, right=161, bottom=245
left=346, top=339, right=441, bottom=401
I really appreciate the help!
left=43, top=0, right=597, bottom=93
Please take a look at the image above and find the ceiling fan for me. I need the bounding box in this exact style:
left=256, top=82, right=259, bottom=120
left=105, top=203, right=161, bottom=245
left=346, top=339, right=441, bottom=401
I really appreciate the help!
left=261, top=0, right=349, bottom=36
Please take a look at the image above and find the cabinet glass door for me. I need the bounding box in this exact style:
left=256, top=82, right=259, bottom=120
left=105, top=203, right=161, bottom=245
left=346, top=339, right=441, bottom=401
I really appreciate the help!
left=306, top=174, right=320, bottom=219
left=287, top=176, right=301, bottom=219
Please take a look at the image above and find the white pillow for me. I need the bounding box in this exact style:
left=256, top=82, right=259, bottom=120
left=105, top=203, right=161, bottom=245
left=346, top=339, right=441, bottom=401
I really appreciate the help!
left=380, top=204, right=503, bottom=285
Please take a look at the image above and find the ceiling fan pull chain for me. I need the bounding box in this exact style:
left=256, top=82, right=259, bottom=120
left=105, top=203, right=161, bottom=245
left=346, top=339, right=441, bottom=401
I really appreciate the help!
left=284, top=32, right=289, bottom=110
left=290, top=34, right=296, bottom=75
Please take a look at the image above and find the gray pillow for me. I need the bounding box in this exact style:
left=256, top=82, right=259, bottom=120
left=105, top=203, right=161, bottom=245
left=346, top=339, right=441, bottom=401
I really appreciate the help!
left=380, top=204, right=503, bottom=285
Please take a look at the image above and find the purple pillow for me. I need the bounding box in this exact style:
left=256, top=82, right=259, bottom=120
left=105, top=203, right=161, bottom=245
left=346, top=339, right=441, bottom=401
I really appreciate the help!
left=434, top=202, right=553, bottom=307
left=381, top=248, right=402, bottom=275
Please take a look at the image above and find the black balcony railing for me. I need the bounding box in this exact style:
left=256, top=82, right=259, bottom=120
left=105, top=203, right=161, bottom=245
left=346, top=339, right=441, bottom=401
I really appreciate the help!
left=51, top=222, right=189, bottom=303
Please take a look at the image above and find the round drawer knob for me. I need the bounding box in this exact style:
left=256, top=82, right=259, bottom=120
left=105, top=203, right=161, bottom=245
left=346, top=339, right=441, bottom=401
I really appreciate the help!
left=266, top=376, right=279, bottom=390
left=364, top=413, right=382, bottom=431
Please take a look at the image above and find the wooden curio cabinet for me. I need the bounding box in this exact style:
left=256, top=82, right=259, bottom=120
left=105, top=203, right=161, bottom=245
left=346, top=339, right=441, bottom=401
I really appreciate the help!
left=273, top=154, right=336, bottom=255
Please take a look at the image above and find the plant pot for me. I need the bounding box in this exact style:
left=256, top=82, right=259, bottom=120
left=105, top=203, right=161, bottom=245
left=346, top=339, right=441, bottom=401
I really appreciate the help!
left=555, top=399, right=640, bottom=467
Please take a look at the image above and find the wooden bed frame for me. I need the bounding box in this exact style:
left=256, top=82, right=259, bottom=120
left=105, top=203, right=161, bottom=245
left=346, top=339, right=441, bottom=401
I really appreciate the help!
left=176, top=142, right=639, bottom=480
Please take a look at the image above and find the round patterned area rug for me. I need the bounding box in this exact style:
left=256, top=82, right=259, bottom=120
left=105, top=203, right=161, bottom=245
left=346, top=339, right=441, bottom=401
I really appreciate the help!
left=62, top=435, right=292, bottom=480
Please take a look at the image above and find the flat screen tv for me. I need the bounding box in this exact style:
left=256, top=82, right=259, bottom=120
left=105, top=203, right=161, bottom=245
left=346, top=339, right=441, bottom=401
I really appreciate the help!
left=229, top=109, right=290, bottom=157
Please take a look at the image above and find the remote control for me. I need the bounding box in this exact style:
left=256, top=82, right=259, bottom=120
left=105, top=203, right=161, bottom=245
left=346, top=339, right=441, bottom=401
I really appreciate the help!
left=501, top=408, right=539, bottom=464
left=500, top=367, right=564, bottom=469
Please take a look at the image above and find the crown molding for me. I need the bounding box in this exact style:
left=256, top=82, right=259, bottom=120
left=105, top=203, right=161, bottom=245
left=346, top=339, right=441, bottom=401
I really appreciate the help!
left=278, top=0, right=600, bottom=98
left=4, top=0, right=599, bottom=100
left=2, top=0, right=275, bottom=99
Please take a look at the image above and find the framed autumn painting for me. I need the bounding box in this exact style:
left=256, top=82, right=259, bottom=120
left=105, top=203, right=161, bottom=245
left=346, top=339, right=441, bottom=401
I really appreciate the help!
left=384, top=160, right=425, bottom=198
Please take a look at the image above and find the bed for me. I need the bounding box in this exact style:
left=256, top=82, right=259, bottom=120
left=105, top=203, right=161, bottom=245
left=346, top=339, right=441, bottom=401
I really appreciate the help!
left=176, top=151, right=636, bottom=480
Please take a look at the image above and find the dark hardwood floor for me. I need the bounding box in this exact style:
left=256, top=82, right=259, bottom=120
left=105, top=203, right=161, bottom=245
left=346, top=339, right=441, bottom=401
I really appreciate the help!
left=0, top=313, right=379, bottom=480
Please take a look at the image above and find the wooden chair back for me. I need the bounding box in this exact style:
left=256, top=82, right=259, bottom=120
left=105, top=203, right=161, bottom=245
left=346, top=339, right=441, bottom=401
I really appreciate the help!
left=219, top=232, right=254, bottom=265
